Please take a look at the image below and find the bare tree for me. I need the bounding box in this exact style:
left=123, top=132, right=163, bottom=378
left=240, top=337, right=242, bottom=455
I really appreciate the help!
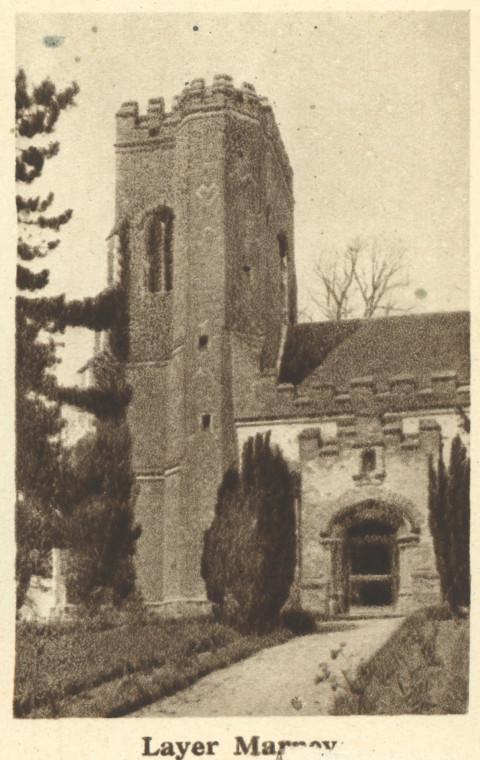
left=352, top=238, right=411, bottom=318
left=307, top=237, right=411, bottom=321
left=310, top=240, right=361, bottom=321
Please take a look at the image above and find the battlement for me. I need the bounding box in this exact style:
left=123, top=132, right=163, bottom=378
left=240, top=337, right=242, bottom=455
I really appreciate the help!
left=115, top=74, right=292, bottom=183
left=283, top=370, right=470, bottom=417
left=296, top=411, right=448, bottom=462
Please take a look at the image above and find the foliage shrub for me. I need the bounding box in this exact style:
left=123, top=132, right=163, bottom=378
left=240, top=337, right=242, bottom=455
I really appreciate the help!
left=280, top=607, right=317, bottom=636
left=201, top=433, right=296, bottom=634
left=15, top=495, right=61, bottom=608
left=332, top=605, right=468, bottom=715
left=428, top=433, right=470, bottom=612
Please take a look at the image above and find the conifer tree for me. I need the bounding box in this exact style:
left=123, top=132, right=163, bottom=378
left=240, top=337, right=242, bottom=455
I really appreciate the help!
left=59, top=350, right=140, bottom=604
left=428, top=433, right=470, bottom=613
left=15, top=69, right=79, bottom=604
left=49, top=219, right=140, bottom=605
left=16, top=71, right=139, bottom=607
left=446, top=435, right=470, bottom=609
left=428, top=445, right=449, bottom=598
left=202, top=433, right=296, bottom=633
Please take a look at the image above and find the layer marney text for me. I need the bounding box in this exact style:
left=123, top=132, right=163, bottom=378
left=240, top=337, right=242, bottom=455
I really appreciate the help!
left=142, top=736, right=338, bottom=758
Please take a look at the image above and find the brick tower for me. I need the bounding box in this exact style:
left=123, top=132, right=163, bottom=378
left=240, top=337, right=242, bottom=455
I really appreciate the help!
left=113, top=75, right=296, bottom=605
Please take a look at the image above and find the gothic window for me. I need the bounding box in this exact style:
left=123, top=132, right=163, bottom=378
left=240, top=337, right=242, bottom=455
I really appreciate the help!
left=145, top=207, right=174, bottom=293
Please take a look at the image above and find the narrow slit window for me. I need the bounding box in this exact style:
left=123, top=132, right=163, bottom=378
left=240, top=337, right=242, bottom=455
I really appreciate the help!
left=201, top=414, right=211, bottom=431
left=361, top=448, right=376, bottom=473
left=277, top=232, right=290, bottom=320
left=277, top=232, right=288, bottom=261
left=164, top=213, right=173, bottom=292
left=198, top=335, right=209, bottom=349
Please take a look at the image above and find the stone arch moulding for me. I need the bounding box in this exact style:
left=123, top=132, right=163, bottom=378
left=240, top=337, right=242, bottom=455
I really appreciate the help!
left=323, top=486, right=422, bottom=538
left=133, top=203, right=174, bottom=230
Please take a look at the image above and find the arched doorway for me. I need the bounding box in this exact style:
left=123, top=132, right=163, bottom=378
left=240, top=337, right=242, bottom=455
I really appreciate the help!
left=344, top=518, right=399, bottom=608
left=326, top=494, right=420, bottom=614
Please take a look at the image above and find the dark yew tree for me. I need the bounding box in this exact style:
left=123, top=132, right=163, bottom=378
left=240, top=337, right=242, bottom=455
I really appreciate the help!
left=428, top=449, right=449, bottom=601
left=15, top=69, right=79, bottom=605
left=428, top=433, right=470, bottom=614
left=446, top=435, right=470, bottom=609
left=202, top=433, right=296, bottom=633
left=60, top=353, right=140, bottom=605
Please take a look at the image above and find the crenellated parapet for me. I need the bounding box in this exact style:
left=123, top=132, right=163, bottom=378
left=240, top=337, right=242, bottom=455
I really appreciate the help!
left=289, top=370, right=470, bottom=417
left=296, top=410, right=450, bottom=468
left=115, top=75, right=292, bottom=185
left=116, top=98, right=178, bottom=149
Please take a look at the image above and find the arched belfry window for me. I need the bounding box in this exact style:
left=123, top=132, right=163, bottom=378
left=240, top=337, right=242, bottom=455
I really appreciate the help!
left=145, top=207, right=174, bottom=293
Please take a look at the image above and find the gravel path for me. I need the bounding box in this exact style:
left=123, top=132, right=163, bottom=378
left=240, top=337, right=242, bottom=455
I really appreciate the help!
left=134, top=617, right=402, bottom=716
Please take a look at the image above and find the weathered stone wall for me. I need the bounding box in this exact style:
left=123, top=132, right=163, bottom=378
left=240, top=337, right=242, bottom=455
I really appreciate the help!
left=133, top=478, right=165, bottom=603
left=126, top=364, right=168, bottom=472
left=236, top=410, right=466, bottom=615
left=224, top=112, right=295, bottom=342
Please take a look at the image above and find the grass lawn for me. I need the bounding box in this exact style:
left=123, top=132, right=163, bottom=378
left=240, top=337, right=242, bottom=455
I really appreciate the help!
left=333, top=606, right=469, bottom=715
left=14, top=610, right=297, bottom=718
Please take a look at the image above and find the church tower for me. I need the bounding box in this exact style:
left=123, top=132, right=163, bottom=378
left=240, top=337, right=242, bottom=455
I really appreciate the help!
left=113, top=75, right=295, bottom=605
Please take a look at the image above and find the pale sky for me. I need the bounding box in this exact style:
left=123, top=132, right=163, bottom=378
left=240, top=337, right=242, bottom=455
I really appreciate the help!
left=16, top=12, right=469, bottom=384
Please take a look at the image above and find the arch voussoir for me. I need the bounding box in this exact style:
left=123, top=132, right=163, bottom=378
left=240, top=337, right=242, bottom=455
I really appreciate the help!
left=325, top=487, right=422, bottom=537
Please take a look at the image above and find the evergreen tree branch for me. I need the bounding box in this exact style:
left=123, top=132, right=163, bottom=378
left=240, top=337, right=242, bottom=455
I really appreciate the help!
left=16, top=143, right=60, bottom=183
left=53, top=385, right=132, bottom=420
left=17, top=264, right=49, bottom=291
left=16, top=69, right=79, bottom=137
left=16, top=192, right=55, bottom=214
left=18, top=208, right=73, bottom=230
left=17, top=286, right=123, bottom=332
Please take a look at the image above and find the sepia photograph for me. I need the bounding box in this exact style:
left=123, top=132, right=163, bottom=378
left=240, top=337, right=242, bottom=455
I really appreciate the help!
left=11, top=8, right=470, bottom=728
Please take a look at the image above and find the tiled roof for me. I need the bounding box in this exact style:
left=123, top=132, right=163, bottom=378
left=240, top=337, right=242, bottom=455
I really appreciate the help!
left=279, top=311, right=470, bottom=389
